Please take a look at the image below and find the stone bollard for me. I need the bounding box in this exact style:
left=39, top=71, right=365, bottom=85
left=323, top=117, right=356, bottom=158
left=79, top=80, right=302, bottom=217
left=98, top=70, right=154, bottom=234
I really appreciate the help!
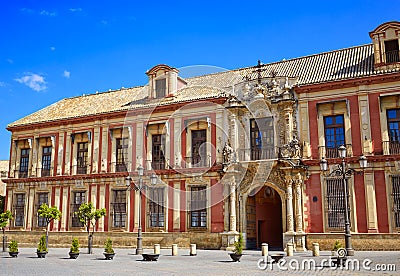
left=261, top=243, right=268, bottom=256
left=312, top=243, right=319, bottom=257
left=190, top=244, right=197, bottom=256
left=286, top=243, right=294, bottom=257
left=154, top=244, right=160, bottom=254
left=172, top=244, right=178, bottom=256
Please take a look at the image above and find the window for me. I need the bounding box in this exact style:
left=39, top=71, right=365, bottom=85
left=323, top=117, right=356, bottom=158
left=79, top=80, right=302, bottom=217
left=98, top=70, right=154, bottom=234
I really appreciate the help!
left=325, top=178, right=348, bottom=229
left=148, top=187, right=165, bottom=227
left=111, top=190, right=126, bottom=228
left=116, top=138, right=128, bottom=172
left=41, top=146, right=52, bottom=177
left=385, top=39, right=400, bottom=64
left=324, top=115, right=345, bottom=158
left=19, top=149, right=30, bottom=178
left=191, top=130, right=207, bottom=167
left=387, top=109, right=400, bottom=154
left=71, top=192, right=85, bottom=227
left=36, top=193, right=48, bottom=227
left=190, top=186, right=207, bottom=228
left=77, top=142, right=88, bottom=174
left=155, top=79, right=166, bottom=98
left=250, top=117, right=274, bottom=160
left=152, top=134, right=165, bottom=170
left=392, top=176, right=400, bottom=228
left=14, top=194, right=25, bottom=227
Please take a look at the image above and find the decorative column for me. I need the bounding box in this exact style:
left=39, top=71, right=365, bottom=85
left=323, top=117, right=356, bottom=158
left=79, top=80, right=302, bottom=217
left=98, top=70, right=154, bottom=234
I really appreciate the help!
left=229, top=177, right=237, bottom=232
left=286, top=177, right=294, bottom=233
left=294, top=178, right=303, bottom=232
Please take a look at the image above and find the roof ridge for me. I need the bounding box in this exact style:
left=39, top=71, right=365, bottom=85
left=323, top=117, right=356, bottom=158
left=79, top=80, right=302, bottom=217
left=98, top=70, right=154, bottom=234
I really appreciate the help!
left=66, top=84, right=146, bottom=100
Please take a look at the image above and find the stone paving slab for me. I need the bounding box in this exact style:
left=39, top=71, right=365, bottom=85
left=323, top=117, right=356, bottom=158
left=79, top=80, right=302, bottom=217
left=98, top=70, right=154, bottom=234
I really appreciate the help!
left=0, top=248, right=399, bottom=276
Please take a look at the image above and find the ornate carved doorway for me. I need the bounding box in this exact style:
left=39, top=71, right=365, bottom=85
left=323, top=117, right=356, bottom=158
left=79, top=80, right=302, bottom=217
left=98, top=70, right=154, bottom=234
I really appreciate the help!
left=246, top=186, right=283, bottom=250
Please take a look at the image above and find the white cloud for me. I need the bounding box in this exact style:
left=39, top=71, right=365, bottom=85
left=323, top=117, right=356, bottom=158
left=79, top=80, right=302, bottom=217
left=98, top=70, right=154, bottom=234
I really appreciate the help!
left=69, top=8, right=83, bottom=13
left=50, top=46, right=56, bottom=51
left=6, top=59, right=13, bottom=64
left=20, top=8, right=34, bottom=14
left=63, top=70, right=71, bottom=79
left=101, top=20, right=108, bottom=25
left=40, top=10, right=57, bottom=17
left=0, top=82, right=6, bottom=87
left=15, top=73, right=47, bottom=92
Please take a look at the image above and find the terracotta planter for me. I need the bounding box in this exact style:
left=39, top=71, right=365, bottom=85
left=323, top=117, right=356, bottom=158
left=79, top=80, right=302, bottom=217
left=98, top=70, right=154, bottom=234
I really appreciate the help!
left=9, top=251, right=19, bottom=258
left=37, top=251, right=47, bottom=258
left=229, top=253, right=242, bottom=262
left=103, top=252, right=115, bottom=260
left=69, top=252, right=79, bottom=259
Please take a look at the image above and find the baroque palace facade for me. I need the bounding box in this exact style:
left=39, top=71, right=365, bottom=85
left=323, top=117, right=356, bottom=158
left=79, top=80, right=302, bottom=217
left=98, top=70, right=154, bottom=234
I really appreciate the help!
left=3, top=21, right=400, bottom=250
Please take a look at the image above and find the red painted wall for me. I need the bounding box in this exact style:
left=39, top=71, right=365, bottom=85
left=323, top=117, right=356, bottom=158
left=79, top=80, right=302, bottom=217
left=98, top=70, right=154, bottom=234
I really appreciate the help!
left=180, top=180, right=186, bottom=232
left=353, top=173, right=367, bottom=232
left=210, top=179, right=224, bottom=233
left=348, top=95, right=362, bottom=156
left=308, top=101, right=319, bottom=159
left=368, top=94, right=383, bottom=154
left=374, top=170, right=389, bottom=232
left=305, top=174, right=323, bottom=232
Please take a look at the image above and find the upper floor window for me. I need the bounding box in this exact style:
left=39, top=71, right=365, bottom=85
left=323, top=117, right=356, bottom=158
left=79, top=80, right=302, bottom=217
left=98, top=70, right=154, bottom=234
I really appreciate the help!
left=190, top=186, right=207, bottom=228
left=152, top=134, right=165, bottom=170
left=19, top=149, right=30, bottom=178
left=111, top=190, right=126, bottom=228
left=385, top=39, right=400, bottom=63
left=250, top=117, right=274, bottom=160
left=391, top=176, right=400, bottom=228
left=41, top=146, right=52, bottom=177
left=148, top=187, right=165, bottom=228
left=155, top=79, right=166, bottom=98
left=14, top=193, right=25, bottom=227
left=191, top=130, right=207, bottom=167
left=77, top=142, right=88, bottom=174
left=387, top=109, right=400, bottom=155
left=36, top=193, right=48, bottom=227
left=71, top=191, right=85, bottom=227
left=324, top=115, right=345, bottom=158
left=116, top=138, right=128, bottom=172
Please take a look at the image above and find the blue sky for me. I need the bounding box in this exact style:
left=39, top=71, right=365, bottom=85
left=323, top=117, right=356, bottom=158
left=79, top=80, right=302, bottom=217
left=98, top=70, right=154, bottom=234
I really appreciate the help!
left=1, top=0, right=399, bottom=160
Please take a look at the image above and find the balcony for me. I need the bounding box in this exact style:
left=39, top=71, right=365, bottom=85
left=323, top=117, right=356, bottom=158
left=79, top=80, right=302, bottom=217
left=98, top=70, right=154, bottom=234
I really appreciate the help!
left=318, top=144, right=353, bottom=159
left=184, top=156, right=211, bottom=168
left=385, top=50, right=400, bottom=64
left=383, top=141, right=400, bottom=155
left=237, top=147, right=277, bottom=162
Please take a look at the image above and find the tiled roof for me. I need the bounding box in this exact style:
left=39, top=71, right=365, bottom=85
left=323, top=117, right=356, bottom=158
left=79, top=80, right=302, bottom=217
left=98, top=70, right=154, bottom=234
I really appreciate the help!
left=8, top=44, right=400, bottom=128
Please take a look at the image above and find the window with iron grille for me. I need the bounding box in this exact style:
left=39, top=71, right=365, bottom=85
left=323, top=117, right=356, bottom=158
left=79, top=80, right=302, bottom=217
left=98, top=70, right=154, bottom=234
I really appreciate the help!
left=250, top=117, right=274, bottom=160
left=37, top=193, right=48, bottom=227
left=77, top=142, right=88, bottom=174
left=324, top=115, right=345, bottom=158
left=325, top=178, right=349, bottom=229
left=112, top=190, right=126, bottom=228
left=148, top=187, right=165, bottom=227
left=387, top=109, right=400, bottom=154
left=71, top=191, right=86, bottom=227
left=14, top=194, right=25, bottom=227
left=19, top=149, right=30, bottom=178
left=155, top=78, right=166, bottom=98
left=152, top=134, right=165, bottom=170
left=391, top=176, right=400, bottom=228
left=116, top=138, right=128, bottom=172
left=41, top=146, right=52, bottom=177
left=385, top=39, right=400, bottom=64
left=191, top=130, right=207, bottom=167
left=190, top=186, right=207, bottom=228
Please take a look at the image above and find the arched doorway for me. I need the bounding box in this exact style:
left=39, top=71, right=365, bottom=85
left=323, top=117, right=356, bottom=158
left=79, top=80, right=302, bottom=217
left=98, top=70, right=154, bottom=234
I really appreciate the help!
left=246, top=186, right=283, bottom=250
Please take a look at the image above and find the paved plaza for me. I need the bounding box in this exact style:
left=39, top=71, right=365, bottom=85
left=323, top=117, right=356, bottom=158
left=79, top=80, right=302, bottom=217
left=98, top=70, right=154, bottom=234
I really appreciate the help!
left=1, top=248, right=399, bottom=276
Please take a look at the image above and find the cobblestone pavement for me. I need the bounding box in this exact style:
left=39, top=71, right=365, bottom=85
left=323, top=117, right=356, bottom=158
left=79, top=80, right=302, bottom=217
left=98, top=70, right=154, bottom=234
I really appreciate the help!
left=1, top=248, right=399, bottom=276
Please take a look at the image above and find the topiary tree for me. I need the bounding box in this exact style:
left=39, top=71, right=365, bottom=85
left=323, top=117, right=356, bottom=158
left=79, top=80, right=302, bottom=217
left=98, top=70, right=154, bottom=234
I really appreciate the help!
left=0, top=210, right=13, bottom=252
left=37, top=203, right=62, bottom=249
left=70, top=238, right=80, bottom=254
left=37, top=234, right=47, bottom=253
left=75, top=202, right=106, bottom=254
left=233, top=232, right=244, bottom=255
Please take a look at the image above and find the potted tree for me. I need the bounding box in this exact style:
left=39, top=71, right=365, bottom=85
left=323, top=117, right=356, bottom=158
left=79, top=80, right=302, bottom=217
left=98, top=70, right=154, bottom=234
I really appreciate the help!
left=103, top=237, right=115, bottom=260
left=332, top=240, right=343, bottom=256
left=0, top=210, right=13, bottom=252
left=37, top=203, right=62, bottom=249
left=69, top=238, right=80, bottom=259
left=37, top=234, right=48, bottom=258
left=229, top=233, right=243, bottom=262
left=8, top=240, right=18, bottom=258
left=75, top=202, right=106, bottom=254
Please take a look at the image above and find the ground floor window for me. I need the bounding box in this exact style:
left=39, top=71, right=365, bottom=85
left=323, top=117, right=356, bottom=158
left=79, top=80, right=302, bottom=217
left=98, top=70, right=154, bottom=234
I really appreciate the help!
left=392, top=176, right=400, bottom=228
left=14, top=193, right=25, bottom=227
left=148, top=187, right=165, bottom=227
left=36, top=193, right=49, bottom=227
left=111, top=190, right=126, bottom=228
left=71, top=191, right=86, bottom=227
left=325, top=178, right=348, bottom=229
left=190, top=186, right=207, bottom=228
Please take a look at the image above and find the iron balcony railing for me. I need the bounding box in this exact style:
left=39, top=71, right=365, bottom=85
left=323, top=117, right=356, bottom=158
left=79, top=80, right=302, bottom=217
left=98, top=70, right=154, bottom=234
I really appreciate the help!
left=383, top=141, right=400, bottom=155
left=385, top=50, right=400, bottom=64
left=318, top=144, right=353, bottom=159
left=237, top=147, right=277, bottom=161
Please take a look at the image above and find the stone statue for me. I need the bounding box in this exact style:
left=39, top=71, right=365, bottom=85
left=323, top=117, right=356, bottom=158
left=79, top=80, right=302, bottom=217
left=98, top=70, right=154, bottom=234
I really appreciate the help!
left=222, top=142, right=234, bottom=164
